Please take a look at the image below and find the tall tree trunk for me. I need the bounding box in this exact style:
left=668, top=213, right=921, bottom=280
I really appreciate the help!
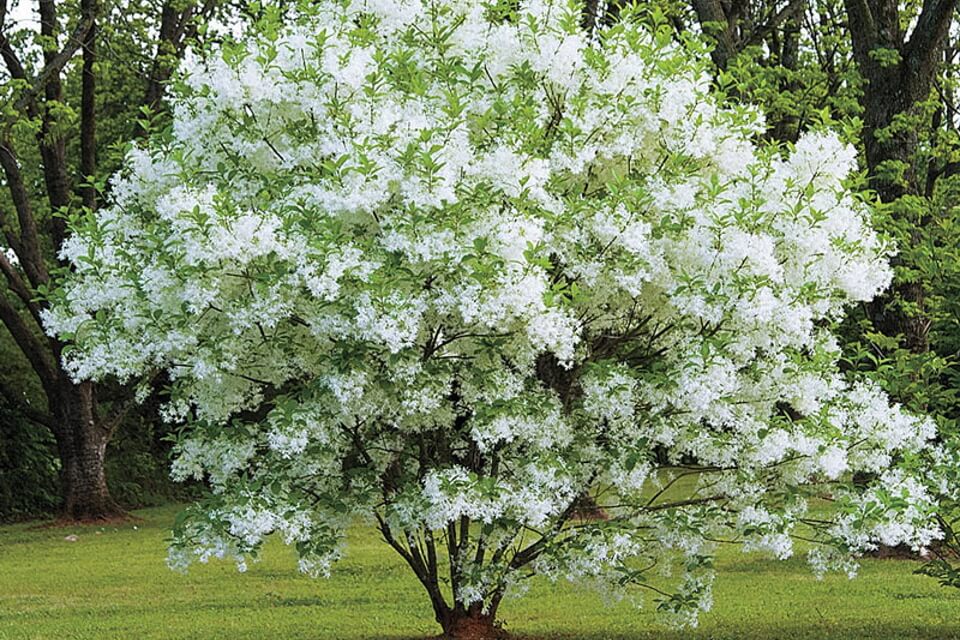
left=53, top=382, right=122, bottom=520
left=844, top=0, right=958, bottom=357
left=769, top=2, right=803, bottom=143
left=1, top=0, right=212, bottom=521
left=58, top=426, right=116, bottom=520
left=690, top=0, right=740, bottom=69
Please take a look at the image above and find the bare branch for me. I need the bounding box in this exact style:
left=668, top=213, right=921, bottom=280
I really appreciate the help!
left=0, top=140, right=51, bottom=288
left=0, top=288, right=58, bottom=391
left=79, top=0, right=98, bottom=211
left=0, top=249, right=45, bottom=329
left=0, top=377, right=54, bottom=430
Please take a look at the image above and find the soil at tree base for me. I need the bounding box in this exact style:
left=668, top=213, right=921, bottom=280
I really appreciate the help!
left=426, top=617, right=511, bottom=640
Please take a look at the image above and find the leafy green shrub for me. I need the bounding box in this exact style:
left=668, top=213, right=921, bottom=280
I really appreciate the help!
left=0, top=400, right=59, bottom=521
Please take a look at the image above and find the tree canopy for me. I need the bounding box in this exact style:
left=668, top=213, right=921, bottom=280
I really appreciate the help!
left=44, top=0, right=946, bottom=636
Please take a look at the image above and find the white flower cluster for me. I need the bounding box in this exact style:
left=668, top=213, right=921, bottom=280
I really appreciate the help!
left=47, top=0, right=939, bottom=627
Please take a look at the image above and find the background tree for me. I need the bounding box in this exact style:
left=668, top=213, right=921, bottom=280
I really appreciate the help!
left=0, top=0, right=222, bottom=519
left=682, top=0, right=960, bottom=400
left=843, top=0, right=958, bottom=369
left=678, top=0, right=960, bottom=587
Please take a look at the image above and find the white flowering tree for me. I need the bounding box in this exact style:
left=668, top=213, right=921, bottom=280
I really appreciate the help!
left=46, top=0, right=942, bottom=636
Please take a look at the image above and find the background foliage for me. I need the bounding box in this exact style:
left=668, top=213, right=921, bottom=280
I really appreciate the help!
left=4, top=0, right=960, bottom=606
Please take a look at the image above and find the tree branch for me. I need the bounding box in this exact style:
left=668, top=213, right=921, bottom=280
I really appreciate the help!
left=34, top=0, right=71, bottom=252
left=903, top=0, right=959, bottom=103
left=691, top=0, right=739, bottom=68
left=0, top=288, right=58, bottom=392
left=140, top=0, right=216, bottom=123
left=32, top=14, right=94, bottom=96
left=746, top=0, right=806, bottom=49
left=0, top=249, right=45, bottom=329
left=0, top=0, right=32, bottom=108
left=843, top=0, right=878, bottom=65
left=79, top=0, right=98, bottom=211
left=0, top=140, right=51, bottom=288
left=0, top=377, right=54, bottom=430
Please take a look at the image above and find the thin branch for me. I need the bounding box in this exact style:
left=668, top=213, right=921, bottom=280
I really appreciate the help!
left=0, top=140, right=50, bottom=287
left=0, top=249, right=44, bottom=329
left=0, top=377, right=54, bottom=429
left=0, top=288, right=59, bottom=391
left=79, top=0, right=98, bottom=211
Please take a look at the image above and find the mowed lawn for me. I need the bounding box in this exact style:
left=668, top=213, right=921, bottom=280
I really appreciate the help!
left=0, top=505, right=958, bottom=639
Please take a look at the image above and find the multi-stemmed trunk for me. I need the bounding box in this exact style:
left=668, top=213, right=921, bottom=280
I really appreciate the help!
left=411, top=554, right=508, bottom=638
left=377, top=516, right=512, bottom=639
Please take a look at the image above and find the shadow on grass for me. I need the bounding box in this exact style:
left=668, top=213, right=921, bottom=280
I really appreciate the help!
left=392, top=622, right=960, bottom=640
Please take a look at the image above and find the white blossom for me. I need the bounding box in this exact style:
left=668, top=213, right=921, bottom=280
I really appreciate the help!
left=46, top=0, right=940, bottom=629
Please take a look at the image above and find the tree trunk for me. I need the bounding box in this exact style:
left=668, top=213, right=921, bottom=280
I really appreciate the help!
left=769, top=3, right=803, bottom=143
left=439, top=605, right=506, bottom=640
left=53, top=382, right=124, bottom=521
left=859, top=71, right=931, bottom=355
left=1, top=0, right=202, bottom=523
left=570, top=492, right=609, bottom=520
left=843, top=0, right=960, bottom=359
left=690, top=0, right=739, bottom=69
left=59, top=427, right=117, bottom=520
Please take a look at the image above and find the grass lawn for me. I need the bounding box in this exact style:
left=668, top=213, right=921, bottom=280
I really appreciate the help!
left=0, top=504, right=958, bottom=639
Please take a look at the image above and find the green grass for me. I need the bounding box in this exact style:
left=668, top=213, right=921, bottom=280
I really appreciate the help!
left=0, top=504, right=957, bottom=639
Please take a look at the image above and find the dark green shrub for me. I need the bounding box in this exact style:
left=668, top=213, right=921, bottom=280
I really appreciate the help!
left=0, top=400, right=59, bottom=521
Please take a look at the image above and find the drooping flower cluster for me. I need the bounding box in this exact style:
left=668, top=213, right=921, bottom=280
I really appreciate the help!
left=46, top=0, right=939, bottom=628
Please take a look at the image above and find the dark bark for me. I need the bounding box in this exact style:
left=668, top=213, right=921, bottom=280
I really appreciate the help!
left=689, top=0, right=806, bottom=70
left=79, top=0, right=98, bottom=212
left=844, top=0, right=959, bottom=354
left=580, top=0, right=602, bottom=29
left=0, top=141, right=51, bottom=288
left=37, top=0, right=72, bottom=251
left=142, top=2, right=193, bottom=114
left=0, top=0, right=200, bottom=520
left=691, top=0, right=740, bottom=69
left=439, top=606, right=506, bottom=640
left=0, top=274, right=121, bottom=522
left=769, top=2, right=803, bottom=142
left=844, top=0, right=958, bottom=193
left=138, top=0, right=217, bottom=136
left=54, top=382, right=123, bottom=520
